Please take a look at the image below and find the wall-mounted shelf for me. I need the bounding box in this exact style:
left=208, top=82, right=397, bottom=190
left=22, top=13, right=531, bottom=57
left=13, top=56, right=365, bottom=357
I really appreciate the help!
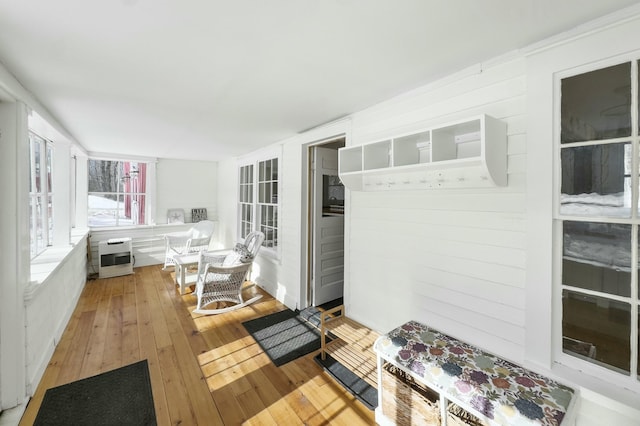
left=338, top=114, right=506, bottom=191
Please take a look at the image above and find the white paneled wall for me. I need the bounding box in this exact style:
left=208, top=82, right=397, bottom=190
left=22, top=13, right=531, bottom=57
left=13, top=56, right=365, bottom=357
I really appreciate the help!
left=23, top=236, right=87, bottom=395
left=155, top=158, right=218, bottom=225
left=87, top=223, right=195, bottom=272
left=345, top=57, right=528, bottom=363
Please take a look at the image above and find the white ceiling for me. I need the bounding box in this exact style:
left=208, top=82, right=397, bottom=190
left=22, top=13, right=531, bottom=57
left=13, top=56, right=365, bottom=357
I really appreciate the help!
left=0, top=0, right=638, bottom=161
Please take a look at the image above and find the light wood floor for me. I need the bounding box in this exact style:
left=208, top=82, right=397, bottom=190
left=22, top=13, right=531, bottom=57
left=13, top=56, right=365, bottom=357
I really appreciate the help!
left=19, top=265, right=375, bottom=425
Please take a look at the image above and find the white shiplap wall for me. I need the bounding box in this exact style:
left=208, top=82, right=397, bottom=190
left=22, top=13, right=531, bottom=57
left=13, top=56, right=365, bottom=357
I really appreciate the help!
left=24, top=236, right=87, bottom=395
left=345, top=57, right=528, bottom=364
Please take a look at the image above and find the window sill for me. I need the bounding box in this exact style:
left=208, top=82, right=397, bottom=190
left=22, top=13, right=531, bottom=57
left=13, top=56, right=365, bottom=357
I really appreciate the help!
left=549, top=362, right=640, bottom=418
left=25, top=229, right=90, bottom=301
left=88, top=223, right=193, bottom=232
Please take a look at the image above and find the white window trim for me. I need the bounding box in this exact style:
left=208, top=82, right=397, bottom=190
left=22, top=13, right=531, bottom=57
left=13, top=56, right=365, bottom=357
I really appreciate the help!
left=552, top=54, right=640, bottom=393
left=237, top=148, right=282, bottom=260
left=526, top=43, right=640, bottom=414
left=86, top=156, right=157, bottom=228
left=29, top=131, right=53, bottom=258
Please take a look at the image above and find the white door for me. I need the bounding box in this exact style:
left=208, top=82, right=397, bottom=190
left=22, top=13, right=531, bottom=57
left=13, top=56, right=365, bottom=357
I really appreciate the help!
left=312, top=147, right=345, bottom=306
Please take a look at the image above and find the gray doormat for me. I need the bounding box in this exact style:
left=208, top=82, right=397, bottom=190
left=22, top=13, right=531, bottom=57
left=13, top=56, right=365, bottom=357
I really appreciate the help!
left=314, top=353, right=378, bottom=410
left=34, top=360, right=156, bottom=426
left=242, top=309, right=328, bottom=367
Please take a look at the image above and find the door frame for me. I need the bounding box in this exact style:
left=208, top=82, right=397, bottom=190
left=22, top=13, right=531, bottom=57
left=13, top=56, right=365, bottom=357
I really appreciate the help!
left=300, top=135, right=346, bottom=309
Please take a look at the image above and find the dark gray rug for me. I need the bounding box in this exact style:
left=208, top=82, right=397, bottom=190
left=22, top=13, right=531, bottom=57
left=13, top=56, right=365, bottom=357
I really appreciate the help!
left=314, top=354, right=378, bottom=410
left=298, top=298, right=343, bottom=328
left=242, top=309, right=328, bottom=367
left=34, top=360, right=156, bottom=426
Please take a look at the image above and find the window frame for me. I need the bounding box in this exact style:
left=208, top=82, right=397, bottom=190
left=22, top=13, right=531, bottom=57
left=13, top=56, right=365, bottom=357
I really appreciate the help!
left=553, top=57, right=640, bottom=392
left=87, top=156, right=154, bottom=228
left=29, top=131, right=54, bottom=259
left=237, top=152, right=281, bottom=258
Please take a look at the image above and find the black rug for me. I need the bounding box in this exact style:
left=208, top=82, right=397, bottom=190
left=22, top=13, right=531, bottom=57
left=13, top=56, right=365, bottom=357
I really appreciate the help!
left=34, top=360, right=156, bottom=426
left=242, top=309, right=327, bottom=367
left=314, top=354, right=378, bottom=410
left=298, top=298, right=343, bottom=328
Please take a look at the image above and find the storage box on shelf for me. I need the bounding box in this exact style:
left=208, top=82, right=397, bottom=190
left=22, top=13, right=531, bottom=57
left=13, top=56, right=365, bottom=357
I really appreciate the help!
left=338, top=114, right=507, bottom=191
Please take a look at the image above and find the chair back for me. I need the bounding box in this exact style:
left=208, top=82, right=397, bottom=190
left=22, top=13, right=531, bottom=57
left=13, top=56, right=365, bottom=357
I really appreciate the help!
left=192, top=220, right=215, bottom=239
left=244, top=231, right=265, bottom=257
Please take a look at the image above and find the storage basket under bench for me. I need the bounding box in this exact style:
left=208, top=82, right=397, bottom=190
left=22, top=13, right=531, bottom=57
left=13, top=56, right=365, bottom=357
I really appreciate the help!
left=374, top=321, right=578, bottom=426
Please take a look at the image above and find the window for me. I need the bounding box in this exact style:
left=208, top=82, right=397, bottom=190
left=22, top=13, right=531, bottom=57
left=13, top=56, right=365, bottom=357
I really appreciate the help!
left=557, top=60, right=639, bottom=383
left=88, top=159, right=148, bottom=227
left=238, top=157, right=279, bottom=251
left=239, top=164, right=254, bottom=239
left=29, top=132, right=53, bottom=258
left=257, top=158, right=278, bottom=248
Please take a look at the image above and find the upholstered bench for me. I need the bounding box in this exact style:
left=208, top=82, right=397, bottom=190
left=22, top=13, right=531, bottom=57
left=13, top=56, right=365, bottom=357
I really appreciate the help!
left=374, top=321, right=578, bottom=426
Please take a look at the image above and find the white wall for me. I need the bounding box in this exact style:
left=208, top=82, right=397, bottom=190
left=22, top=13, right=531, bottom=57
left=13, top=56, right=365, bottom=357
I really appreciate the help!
left=217, top=9, right=640, bottom=424
left=156, top=158, right=219, bottom=226
left=346, top=58, right=527, bottom=362
left=0, top=100, right=29, bottom=410
left=23, top=238, right=87, bottom=396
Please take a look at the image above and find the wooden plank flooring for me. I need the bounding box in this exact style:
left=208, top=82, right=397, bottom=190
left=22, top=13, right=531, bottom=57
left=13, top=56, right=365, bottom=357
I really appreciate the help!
left=19, top=265, right=376, bottom=425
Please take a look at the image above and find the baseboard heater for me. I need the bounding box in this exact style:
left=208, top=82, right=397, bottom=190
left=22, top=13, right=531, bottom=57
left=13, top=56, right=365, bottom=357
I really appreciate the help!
left=98, top=238, right=134, bottom=279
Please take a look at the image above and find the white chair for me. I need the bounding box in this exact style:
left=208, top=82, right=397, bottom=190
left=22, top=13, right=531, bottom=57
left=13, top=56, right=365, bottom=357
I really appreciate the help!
left=242, top=231, right=266, bottom=258
left=163, top=220, right=215, bottom=269
left=192, top=231, right=265, bottom=314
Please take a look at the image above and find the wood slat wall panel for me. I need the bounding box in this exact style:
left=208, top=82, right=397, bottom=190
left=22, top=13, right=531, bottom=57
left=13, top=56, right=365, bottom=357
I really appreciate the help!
left=345, top=56, right=528, bottom=363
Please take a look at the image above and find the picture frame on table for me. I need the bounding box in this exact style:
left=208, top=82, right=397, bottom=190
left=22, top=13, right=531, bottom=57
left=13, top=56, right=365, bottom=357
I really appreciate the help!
left=191, top=208, right=207, bottom=222
left=167, top=208, right=185, bottom=224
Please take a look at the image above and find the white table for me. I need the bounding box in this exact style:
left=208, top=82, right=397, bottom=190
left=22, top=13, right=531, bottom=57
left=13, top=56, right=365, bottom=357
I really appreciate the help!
left=173, top=253, right=200, bottom=294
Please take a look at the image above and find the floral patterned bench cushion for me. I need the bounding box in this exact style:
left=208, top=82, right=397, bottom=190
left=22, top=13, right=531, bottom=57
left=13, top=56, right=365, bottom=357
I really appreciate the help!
left=374, top=321, right=575, bottom=426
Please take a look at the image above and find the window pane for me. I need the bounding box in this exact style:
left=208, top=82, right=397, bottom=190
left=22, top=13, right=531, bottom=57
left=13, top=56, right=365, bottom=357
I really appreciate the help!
left=88, top=159, right=122, bottom=192
left=563, top=221, right=631, bottom=297
left=35, top=195, right=45, bottom=254
left=563, top=290, right=630, bottom=373
left=47, top=195, right=53, bottom=246
left=272, top=159, right=278, bottom=180
left=561, top=62, right=631, bottom=143
left=29, top=197, right=36, bottom=257
left=560, top=143, right=631, bottom=217
left=265, top=160, right=271, bottom=181
left=88, top=193, right=119, bottom=226
left=47, top=144, right=53, bottom=192
left=33, top=139, right=41, bottom=192
left=124, top=194, right=145, bottom=225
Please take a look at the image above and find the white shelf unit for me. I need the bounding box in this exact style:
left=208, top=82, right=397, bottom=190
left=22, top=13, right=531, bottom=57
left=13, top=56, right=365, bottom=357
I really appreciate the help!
left=98, top=238, right=133, bottom=279
left=338, top=114, right=506, bottom=191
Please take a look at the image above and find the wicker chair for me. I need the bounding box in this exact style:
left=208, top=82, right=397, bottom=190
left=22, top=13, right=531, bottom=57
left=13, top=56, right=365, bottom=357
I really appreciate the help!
left=241, top=231, right=266, bottom=258
left=163, top=220, right=215, bottom=269
left=192, top=247, right=262, bottom=315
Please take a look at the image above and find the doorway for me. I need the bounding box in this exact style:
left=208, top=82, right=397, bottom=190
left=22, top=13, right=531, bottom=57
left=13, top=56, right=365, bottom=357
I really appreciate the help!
left=307, top=138, right=345, bottom=308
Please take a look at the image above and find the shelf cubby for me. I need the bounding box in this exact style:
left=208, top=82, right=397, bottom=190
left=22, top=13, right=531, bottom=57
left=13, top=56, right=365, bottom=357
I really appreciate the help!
left=338, top=114, right=506, bottom=191
left=363, top=140, right=391, bottom=170
left=394, top=130, right=431, bottom=166
left=339, top=145, right=363, bottom=173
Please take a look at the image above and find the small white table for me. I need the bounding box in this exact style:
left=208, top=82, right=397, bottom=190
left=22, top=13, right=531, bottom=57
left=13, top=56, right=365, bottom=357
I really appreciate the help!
left=173, top=253, right=200, bottom=294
